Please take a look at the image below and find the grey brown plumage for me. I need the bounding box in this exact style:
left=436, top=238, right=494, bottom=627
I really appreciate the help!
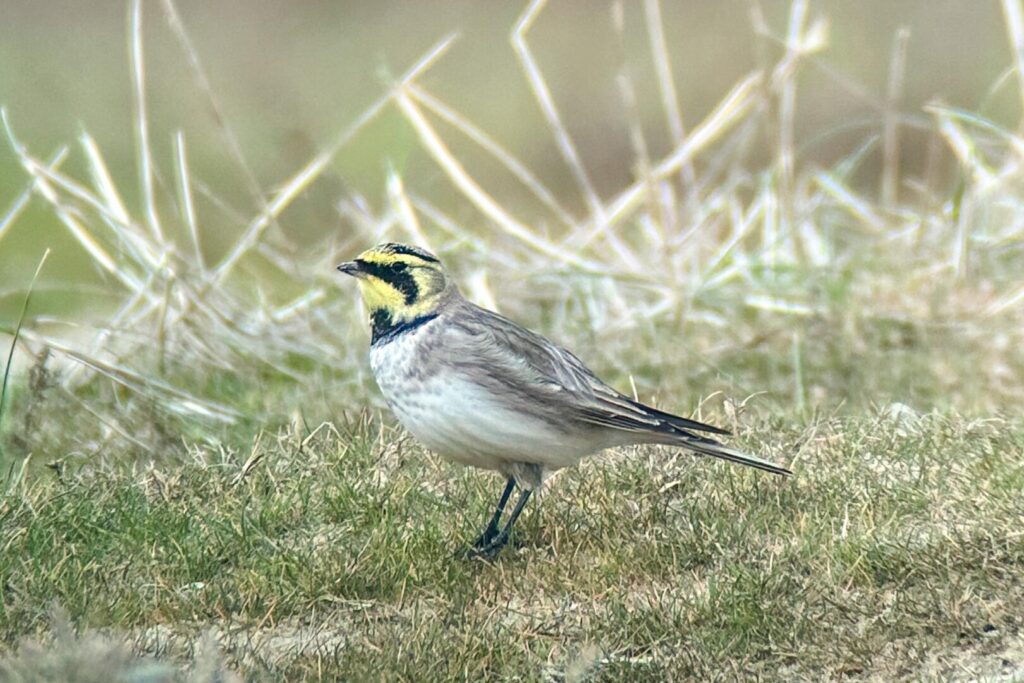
left=338, top=243, right=790, bottom=557
left=441, top=295, right=787, bottom=475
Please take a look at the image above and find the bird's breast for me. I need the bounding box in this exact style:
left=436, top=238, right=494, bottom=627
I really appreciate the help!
left=368, top=324, right=602, bottom=468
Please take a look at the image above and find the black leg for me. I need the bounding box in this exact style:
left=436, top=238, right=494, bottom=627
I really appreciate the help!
left=472, top=477, right=516, bottom=549
left=475, top=487, right=533, bottom=558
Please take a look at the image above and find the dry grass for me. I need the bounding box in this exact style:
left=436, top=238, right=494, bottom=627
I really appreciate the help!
left=1, top=0, right=1024, bottom=680
left=0, top=0, right=1020, bottom=454
left=1, top=413, right=1022, bottom=680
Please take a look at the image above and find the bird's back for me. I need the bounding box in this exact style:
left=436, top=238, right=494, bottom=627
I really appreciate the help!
left=438, top=297, right=731, bottom=443
left=436, top=301, right=791, bottom=475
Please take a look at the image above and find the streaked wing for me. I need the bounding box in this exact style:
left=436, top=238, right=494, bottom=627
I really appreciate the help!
left=444, top=301, right=729, bottom=437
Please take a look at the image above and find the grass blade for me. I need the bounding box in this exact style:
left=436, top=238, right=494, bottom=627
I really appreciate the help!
left=0, top=249, right=51, bottom=446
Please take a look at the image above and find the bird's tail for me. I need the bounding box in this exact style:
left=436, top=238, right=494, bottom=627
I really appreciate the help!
left=662, top=432, right=791, bottom=476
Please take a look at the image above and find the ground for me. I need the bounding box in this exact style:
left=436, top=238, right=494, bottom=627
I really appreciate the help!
left=2, top=0, right=1024, bottom=680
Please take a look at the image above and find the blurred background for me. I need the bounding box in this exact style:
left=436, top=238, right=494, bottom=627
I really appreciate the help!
left=0, top=1, right=1015, bottom=286
left=5, top=6, right=1024, bottom=678
left=1, top=0, right=1023, bottom=462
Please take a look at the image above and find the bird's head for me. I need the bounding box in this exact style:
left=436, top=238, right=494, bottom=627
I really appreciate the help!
left=337, top=243, right=452, bottom=342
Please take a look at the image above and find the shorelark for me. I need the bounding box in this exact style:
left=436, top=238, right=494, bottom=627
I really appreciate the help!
left=338, top=243, right=789, bottom=557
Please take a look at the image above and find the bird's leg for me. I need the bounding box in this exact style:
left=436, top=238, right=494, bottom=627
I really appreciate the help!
left=476, top=487, right=533, bottom=558
left=472, top=476, right=516, bottom=549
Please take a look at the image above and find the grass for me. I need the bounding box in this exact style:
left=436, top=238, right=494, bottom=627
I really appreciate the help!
left=2, top=0, right=1024, bottom=680
left=1, top=410, right=1022, bottom=680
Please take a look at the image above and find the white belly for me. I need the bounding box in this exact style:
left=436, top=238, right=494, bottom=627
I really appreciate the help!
left=368, top=324, right=596, bottom=473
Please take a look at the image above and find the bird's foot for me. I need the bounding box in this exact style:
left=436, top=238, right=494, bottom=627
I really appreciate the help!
left=458, top=530, right=512, bottom=560
left=471, top=524, right=500, bottom=550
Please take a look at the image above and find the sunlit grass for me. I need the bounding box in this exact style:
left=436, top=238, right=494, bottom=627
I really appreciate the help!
left=1, top=412, right=1021, bottom=680
left=1, top=0, right=1024, bottom=680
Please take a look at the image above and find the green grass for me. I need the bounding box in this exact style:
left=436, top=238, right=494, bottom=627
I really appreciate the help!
left=3, top=0, right=1024, bottom=680
left=2, top=408, right=1022, bottom=680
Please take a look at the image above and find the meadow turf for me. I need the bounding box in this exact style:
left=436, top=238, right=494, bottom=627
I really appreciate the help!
left=0, top=398, right=1021, bottom=680
left=3, top=0, right=1024, bottom=680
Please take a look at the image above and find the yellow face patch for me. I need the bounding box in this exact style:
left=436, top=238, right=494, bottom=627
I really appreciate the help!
left=348, top=243, right=448, bottom=323
left=354, top=275, right=407, bottom=313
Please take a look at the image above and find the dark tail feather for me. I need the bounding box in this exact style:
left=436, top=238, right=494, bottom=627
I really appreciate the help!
left=669, top=432, right=791, bottom=476
left=632, top=401, right=731, bottom=436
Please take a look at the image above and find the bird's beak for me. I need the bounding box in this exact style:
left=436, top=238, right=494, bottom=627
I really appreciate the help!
left=336, top=260, right=363, bottom=277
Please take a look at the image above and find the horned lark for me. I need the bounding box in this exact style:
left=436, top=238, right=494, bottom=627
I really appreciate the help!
left=338, top=243, right=789, bottom=557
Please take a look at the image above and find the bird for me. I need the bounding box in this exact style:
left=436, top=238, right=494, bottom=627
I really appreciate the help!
left=337, top=242, right=790, bottom=557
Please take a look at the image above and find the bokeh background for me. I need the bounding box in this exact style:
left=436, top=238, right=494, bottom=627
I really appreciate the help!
left=3, top=5, right=1024, bottom=680
left=1, top=0, right=1022, bottom=449
left=0, top=0, right=1015, bottom=292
